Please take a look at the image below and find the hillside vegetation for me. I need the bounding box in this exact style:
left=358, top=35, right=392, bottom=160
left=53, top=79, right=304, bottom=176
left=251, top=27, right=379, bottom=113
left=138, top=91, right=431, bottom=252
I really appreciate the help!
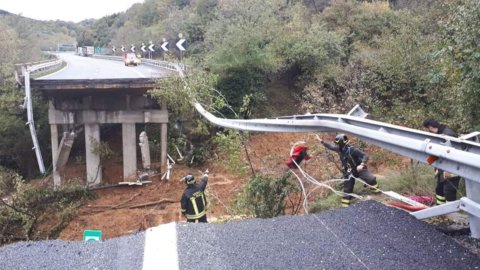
left=0, top=0, right=477, bottom=174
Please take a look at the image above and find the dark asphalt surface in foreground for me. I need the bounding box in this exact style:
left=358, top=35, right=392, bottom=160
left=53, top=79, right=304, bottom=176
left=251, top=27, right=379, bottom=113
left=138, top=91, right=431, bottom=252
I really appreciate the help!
left=0, top=232, right=144, bottom=270
left=177, top=200, right=480, bottom=270
left=1, top=200, right=479, bottom=269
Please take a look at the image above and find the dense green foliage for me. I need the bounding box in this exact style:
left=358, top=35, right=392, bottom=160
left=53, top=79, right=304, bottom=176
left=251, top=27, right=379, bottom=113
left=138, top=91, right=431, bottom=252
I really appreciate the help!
left=0, top=168, right=93, bottom=244
left=235, top=174, right=298, bottom=218
left=0, top=12, right=77, bottom=60
left=76, top=0, right=477, bottom=133
left=0, top=21, right=52, bottom=177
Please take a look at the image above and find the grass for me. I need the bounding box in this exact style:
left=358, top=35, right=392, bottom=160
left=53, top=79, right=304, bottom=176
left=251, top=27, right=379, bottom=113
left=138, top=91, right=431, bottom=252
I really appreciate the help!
left=308, top=163, right=466, bottom=213
left=376, top=163, right=436, bottom=196
left=309, top=192, right=342, bottom=213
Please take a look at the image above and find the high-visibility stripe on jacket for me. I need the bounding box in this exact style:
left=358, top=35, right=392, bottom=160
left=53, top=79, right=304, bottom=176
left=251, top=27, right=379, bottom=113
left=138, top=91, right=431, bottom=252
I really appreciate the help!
left=436, top=194, right=446, bottom=205
left=181, top=176, right=208, bottom=220
left=341, top=198, right=351, bottom=207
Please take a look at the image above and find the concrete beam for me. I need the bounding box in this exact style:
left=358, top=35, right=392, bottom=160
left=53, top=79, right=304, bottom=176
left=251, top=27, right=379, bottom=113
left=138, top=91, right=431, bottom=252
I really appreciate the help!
left=122, top=123, right=137, bottom=180
left=85, top=124, right=101, bottom=186
left=49, top=109, right=168, bottom=125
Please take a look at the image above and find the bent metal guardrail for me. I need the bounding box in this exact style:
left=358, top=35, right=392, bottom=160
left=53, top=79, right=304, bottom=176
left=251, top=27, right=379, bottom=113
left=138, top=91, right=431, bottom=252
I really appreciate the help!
left=194, top=102, right=480, bottom=238
left=14, top=59, right=64, bottom=174
left=16, top=59, right=64, bottom=174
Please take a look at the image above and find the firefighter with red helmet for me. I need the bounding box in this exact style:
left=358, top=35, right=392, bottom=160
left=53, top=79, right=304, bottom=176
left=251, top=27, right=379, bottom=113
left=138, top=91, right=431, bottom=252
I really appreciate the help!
left=319, top=134, right=380, bottom=207
left=180, top=170, right=209, bottom=223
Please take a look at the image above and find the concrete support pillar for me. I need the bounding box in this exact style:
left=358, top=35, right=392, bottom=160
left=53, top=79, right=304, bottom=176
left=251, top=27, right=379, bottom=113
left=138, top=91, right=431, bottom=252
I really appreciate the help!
left=50, top=124, right=61, bottom=187
left=85, top=123, right=101, bottom=186
left=122, top=123, right=137, bottom=180
left=160, top=123, right=168, bottom=172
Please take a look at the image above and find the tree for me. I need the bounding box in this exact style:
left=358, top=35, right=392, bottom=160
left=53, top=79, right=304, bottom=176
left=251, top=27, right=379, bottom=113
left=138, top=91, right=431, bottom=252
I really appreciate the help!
left=0, top=22, right=50, bottom=177
left=434, top=0, right=480, bottom=131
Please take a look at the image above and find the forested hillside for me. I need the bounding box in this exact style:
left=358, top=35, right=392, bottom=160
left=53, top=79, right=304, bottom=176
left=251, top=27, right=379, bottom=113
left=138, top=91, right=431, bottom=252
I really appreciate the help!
left=78, top=0, right=479, bottom=131
left=1, top=0, right=479, bottom=180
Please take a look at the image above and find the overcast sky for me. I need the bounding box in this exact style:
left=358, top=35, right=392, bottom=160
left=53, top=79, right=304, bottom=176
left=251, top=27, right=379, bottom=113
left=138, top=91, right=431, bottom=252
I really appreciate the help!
left=1, top=0, right=145, bottom=23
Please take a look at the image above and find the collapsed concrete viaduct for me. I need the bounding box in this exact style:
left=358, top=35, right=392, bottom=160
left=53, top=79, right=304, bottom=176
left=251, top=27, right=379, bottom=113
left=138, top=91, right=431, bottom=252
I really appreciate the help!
left=32, top=78, right=167, bottom=186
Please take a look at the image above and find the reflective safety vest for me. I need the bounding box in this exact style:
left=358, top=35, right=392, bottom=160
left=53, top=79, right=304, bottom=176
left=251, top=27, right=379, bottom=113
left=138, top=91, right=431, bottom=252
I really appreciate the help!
left=181, top=176, right=208, bottom=220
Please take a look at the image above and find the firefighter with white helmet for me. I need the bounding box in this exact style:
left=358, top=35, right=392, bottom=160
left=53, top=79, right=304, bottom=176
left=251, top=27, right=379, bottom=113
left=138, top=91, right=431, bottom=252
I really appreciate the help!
left=180, top=170, right=209, bottom=223
left=319, top=134, right=380, bottom=207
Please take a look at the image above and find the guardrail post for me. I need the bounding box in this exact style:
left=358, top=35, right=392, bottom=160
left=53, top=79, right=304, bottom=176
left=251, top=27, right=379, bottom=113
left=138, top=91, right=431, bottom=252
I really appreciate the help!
left=466, top=179, right=480, bottom=238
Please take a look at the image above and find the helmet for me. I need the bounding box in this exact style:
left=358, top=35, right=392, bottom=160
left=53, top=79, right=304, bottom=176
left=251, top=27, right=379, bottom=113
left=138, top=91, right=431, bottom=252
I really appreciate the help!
left=334, top=134, right=349, bottom=147
left=184, top=174, right=195, bottom=184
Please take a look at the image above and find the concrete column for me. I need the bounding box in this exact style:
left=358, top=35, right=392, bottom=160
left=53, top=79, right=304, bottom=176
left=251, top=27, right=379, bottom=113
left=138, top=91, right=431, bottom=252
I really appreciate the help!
left=122, top=123, right=137, bottom=180
left=85, top=123, right=101, bottom=186
left=161, top=123, right=167, bottom=172
left=50, top=124, right=61, bottom=187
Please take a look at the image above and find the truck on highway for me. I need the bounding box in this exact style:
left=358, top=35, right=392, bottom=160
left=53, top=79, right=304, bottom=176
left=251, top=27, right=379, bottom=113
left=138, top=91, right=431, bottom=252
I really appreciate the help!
left=77, top=46, right=94, bottom=57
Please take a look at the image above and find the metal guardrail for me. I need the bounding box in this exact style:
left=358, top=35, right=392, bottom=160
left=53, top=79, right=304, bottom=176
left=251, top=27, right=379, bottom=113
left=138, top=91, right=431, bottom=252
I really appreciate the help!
left=194, top=102, right=480, bottom=238
left=20, top=66, right=47, bottom=174
left=16, top=59, right=63, bottom=78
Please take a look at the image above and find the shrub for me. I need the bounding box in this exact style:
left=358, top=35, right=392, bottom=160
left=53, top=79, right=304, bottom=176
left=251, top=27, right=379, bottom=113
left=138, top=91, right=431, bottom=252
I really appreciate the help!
left=212, top=129, right=246, bottom=175
left=0, top=167, right=23, bottom=196
left=0, top=183, right=93, bottom=244
left=235, top=174, right=298, bottom=218
left=377, top=163, right=434, bottom=196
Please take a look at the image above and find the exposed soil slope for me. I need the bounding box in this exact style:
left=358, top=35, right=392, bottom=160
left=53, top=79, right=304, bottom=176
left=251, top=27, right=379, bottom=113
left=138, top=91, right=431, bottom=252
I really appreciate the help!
left=56, top=132, right=408, bottom=240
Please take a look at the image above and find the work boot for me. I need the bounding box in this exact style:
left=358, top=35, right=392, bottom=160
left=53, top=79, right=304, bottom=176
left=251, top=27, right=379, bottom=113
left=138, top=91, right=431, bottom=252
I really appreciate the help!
left=341, top=198, right=351, bottom=208
left=370, top=183, right=381, bottom=194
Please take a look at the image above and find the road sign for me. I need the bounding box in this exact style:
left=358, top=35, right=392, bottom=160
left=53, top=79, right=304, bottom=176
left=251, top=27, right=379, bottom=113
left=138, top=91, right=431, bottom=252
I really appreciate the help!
left=161, top=42, right=168, bottom=52
left=176, top=39, right=186, bottom=51
left=131, top=45, right=136, bottom=52
left=141, top=43, right=146, bottom=52
left=121, top=46, right=125, bottom=52
left=83, top=230, right=102, bottom=243
left=148, top=43, right=155, bottom=52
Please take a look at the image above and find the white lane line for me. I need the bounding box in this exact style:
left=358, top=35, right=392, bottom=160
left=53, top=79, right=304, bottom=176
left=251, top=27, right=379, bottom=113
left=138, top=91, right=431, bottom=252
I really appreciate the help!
left=143, top=222, right=179, bottom=270
left=132, top=67, right=146, bottom=78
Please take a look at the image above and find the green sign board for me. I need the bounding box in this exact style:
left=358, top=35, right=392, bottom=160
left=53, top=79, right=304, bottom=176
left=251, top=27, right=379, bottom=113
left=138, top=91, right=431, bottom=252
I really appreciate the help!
left=83, top=230, right=102, bottom=243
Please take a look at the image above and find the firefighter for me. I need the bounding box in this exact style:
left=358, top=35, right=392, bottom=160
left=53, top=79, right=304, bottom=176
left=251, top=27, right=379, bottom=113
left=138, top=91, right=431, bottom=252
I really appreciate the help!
left=423, top=118, right=462, bottom=205
left=180, top=171, right=209, bottom=223
left=319, top=134, right=380, bottom=207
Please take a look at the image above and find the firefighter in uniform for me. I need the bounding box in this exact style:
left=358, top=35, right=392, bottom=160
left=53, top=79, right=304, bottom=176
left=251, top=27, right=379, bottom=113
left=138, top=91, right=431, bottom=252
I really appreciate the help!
left=180, top=171, right=209, bottom=223
left=423, top=118, right=462, bottom=205
left=319, top=134, right=380, bottom=207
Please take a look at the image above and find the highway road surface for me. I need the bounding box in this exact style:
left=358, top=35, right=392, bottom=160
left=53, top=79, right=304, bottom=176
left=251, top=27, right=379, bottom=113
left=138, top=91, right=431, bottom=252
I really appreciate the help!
left=37, top=53, right=171, bottom=80
left=0, top=201, right=479, bottom=270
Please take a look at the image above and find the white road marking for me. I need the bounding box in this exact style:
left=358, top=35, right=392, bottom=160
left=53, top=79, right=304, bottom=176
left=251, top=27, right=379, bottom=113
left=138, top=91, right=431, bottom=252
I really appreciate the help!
left=132, top=68, right=146, bottom=78
left=142, top=222, right=179, bottom=270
